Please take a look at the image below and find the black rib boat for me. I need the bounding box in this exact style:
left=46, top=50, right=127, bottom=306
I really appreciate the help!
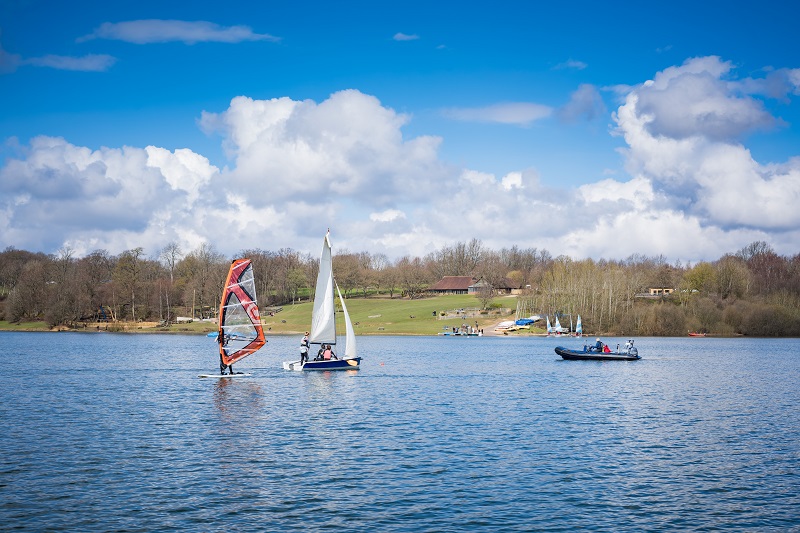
left=555, top=346, right=641, bottom=361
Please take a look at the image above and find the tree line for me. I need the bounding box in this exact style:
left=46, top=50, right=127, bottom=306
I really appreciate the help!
left=1, top=239, right=799, bottom=336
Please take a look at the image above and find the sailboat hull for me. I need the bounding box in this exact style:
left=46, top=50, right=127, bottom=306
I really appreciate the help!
left=283, top=358, right=361, bottom=371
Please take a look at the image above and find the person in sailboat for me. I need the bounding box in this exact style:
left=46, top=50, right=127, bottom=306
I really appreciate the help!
left=300, top=332, right=310, bottom=364
left=322, top=344, right=333, bottom=360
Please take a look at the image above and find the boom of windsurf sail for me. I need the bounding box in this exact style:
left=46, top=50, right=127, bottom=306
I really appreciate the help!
left=218, top=258, right=266, bottom=366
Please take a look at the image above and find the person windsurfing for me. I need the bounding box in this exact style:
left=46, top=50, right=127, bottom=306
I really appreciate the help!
left=218, top=332, right=232, bottom=374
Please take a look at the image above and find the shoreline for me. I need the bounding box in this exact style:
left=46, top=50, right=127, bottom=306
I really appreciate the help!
left=0, top=319, right=538, bottom=337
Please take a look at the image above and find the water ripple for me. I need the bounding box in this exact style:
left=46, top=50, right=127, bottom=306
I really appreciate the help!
left=0, top=333, right=798, bottom=531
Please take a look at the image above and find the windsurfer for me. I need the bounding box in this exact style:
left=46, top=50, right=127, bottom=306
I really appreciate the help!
left=217, top=333, right=238, bottom=374
left=218, top=333, right=228, bottom=374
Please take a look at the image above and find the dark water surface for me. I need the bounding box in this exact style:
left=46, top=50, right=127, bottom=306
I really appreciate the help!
left=1, top=332, right=798, bottom=531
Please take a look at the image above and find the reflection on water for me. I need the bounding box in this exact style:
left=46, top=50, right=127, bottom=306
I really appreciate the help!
left=0, top=332, right=799, bottom=532
left=212, top=376, right=265, bottom=416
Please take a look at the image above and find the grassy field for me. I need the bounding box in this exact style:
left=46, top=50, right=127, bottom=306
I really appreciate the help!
left=261, top=294, right=521, bottom=336
left=0, top=320, right=51, bottom=331
left=0, top=294, right=540, bottom=336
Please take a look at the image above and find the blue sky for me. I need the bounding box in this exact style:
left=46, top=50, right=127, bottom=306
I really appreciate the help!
left=1, top=0, right=799, bottom=263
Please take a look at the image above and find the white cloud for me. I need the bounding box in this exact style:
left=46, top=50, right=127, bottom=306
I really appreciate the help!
left=78, top=20, right=280, bottom=44
left=145, top=147, right=218, bottom=203
left=634, top=56, right=775, bottom=140
left=554, top=59, right=587, bottom=70
left=501, top=172, right=524, bottom=190
left=578, top=176, right=654, bottom=205
left=370, top=209, right=406, bottom=222
left=2, top=65, right=799, bottom=263
left=614, top=55, right=800, bottom=234
left=558, top=84, right=606, bottom=122
left=442, top=102, right=553, bottom=126
left=0, top=136, right=221, bottom=255
left=202, top=90, right=450, bottom=207
left=460, top=169, right=495, bottom=186
left=22, top=54, right=117, bottom=71
left=393, top=33, right=419, bottom=41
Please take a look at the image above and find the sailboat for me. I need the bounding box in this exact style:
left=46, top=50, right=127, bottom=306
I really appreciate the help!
left=200, top=258, right=266, bottom=378
left=283, top=231, right=361, bottom=371
left=575, top=315, right=583, bottom=337
left=546, top=316, right=554, bottom=335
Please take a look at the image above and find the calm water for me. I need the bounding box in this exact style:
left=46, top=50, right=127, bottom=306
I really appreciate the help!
left=0, top=332, right=798, bottom=532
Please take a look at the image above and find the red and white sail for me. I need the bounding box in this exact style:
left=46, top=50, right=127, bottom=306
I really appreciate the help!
left=218, top=259, right=266, bottom=366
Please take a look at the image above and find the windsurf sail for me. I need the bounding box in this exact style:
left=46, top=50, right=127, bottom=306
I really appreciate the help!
left=309, top=231, right=336, bottom=347
left=218, top=258, right=266, bottom=366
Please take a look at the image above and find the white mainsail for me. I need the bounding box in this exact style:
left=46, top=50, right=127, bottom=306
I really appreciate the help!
left=309, top=231, right=336, bottom=346
left=576, top=315, right=583, bottom=335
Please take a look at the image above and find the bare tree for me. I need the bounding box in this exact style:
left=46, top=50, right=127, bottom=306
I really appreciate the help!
left=396, top=256, right=431, bottom=299
left=427, top=239, right=483, bottom=279
left=178, top=243, right=226, bottom=319
left=159, top=242, right=182, bottom=283
left=113, top=247, right=144, bottom=321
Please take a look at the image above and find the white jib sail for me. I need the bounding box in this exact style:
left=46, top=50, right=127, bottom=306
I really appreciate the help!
left=336, top=281, right=357, bottom=359
left=309, top=231, right=336, bottom=345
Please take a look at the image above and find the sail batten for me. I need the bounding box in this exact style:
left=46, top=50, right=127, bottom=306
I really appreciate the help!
left=218, top=258, right=266, bottom=366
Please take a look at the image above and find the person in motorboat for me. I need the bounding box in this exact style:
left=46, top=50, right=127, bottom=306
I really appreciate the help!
left=592, top=337, right=603, bottom=352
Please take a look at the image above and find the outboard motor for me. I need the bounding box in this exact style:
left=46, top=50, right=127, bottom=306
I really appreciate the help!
left=629, top=346, right=638, bottom=356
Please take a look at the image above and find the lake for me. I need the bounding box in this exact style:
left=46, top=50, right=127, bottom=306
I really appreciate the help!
left=1, top=332, right=798, bottom=531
